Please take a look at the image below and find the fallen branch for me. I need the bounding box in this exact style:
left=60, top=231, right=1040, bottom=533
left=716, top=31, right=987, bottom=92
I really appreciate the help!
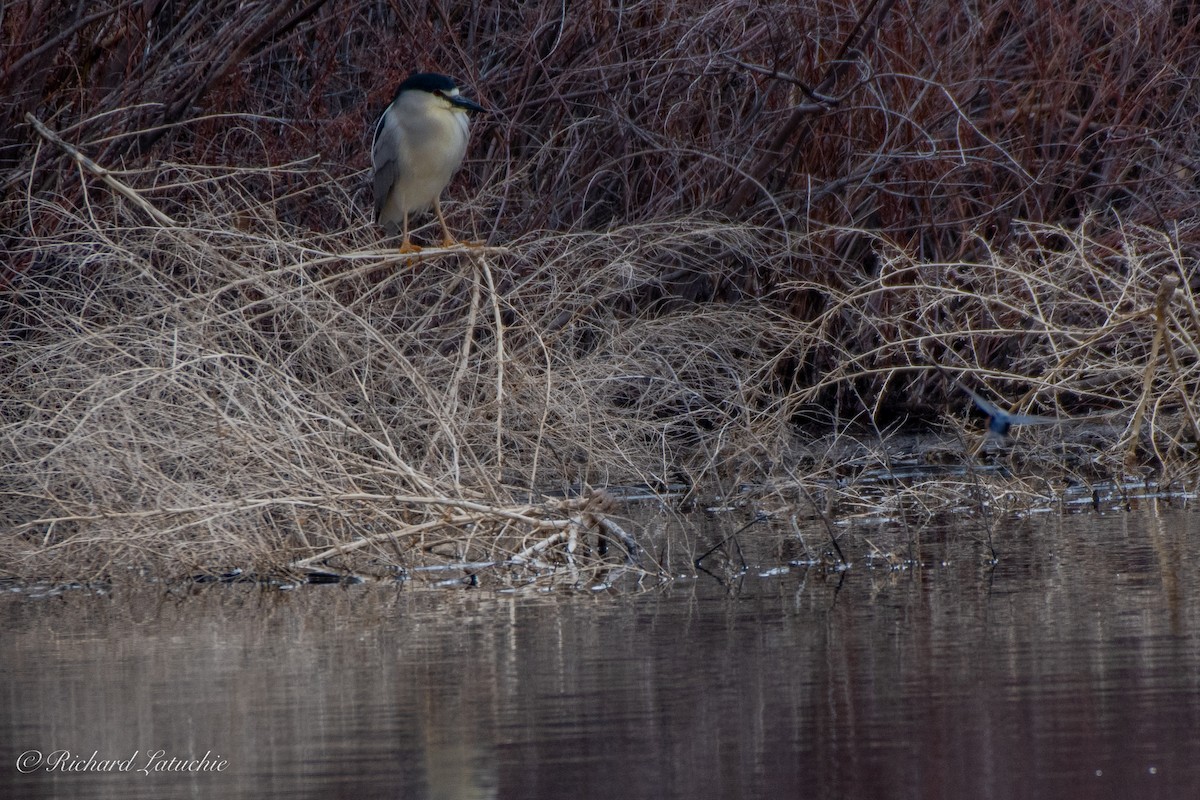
left=25, top=113, right=178, bottom=227
left=511, top=531, right=569, bottom=565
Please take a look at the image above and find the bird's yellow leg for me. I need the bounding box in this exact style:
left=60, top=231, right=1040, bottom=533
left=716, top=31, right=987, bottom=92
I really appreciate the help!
left=398, top=212, right=422, bottom=254
left=434, top=198, right=485, bottom=248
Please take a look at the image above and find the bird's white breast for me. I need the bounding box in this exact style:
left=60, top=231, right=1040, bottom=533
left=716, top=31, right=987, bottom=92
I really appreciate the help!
left=379, top=91, right=471, bottom=217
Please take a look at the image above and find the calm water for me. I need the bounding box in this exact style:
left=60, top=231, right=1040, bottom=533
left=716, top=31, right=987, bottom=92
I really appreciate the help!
left=3, top=505, right=1200, bottom=799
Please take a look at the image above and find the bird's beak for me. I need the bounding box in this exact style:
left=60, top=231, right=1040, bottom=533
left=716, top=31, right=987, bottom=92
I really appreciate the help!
left=450, top=95, right=485, bottom=114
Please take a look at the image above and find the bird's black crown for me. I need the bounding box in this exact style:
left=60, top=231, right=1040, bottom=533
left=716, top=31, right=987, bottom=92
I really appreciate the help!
left=395, top=72, right=459, bottom=97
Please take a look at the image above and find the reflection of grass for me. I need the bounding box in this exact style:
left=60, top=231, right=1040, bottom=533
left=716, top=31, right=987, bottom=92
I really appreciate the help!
left=4, top=1, right=1200, bottom=581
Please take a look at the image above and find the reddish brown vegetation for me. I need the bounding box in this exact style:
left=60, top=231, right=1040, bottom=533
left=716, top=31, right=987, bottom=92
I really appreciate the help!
left=6, top=2, right=1199, bottom=265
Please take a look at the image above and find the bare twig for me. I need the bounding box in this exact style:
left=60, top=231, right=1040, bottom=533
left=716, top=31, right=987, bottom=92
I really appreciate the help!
left=26, top=113, right=178, bottom=227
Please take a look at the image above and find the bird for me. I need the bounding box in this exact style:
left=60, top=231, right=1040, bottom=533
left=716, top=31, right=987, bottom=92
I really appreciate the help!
left=955, top=382, right=1067, bottom=437
left=371, top=72, right=485, bottom=253
left=937, top=368, right=1066, bottom=438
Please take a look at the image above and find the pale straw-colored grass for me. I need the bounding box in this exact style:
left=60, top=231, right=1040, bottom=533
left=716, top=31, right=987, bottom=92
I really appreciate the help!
left=1, top=151, right=803, bottom=580
left=4, top=145, right=1197, bottom=582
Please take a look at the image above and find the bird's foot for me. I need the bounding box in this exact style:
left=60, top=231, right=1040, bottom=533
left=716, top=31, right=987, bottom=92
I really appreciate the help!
left=397, top=241, right=423, bottom=255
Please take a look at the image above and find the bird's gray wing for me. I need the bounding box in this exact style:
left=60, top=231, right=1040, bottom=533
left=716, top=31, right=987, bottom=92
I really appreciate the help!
left=958, top=380, right=1066, bottom=439
left=371, top=106, right=402, bottom=222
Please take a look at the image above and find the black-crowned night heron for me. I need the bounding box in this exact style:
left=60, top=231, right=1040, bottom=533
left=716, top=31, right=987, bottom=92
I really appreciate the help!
left=371, top=72, right=485, bottom=252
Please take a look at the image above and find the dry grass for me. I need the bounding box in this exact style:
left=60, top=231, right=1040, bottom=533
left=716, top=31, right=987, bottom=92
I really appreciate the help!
left=3, top=0, right=1200, bottom=582
left=0, top=155, right=799, bottom=580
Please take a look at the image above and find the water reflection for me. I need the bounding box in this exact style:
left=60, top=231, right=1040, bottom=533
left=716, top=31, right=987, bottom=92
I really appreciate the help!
left=3, top=507, right=1200, bottom=798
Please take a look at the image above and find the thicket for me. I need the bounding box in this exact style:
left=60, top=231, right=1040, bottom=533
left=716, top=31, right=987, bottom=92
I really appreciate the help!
left=2, top=0, right=1199, bottom=581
